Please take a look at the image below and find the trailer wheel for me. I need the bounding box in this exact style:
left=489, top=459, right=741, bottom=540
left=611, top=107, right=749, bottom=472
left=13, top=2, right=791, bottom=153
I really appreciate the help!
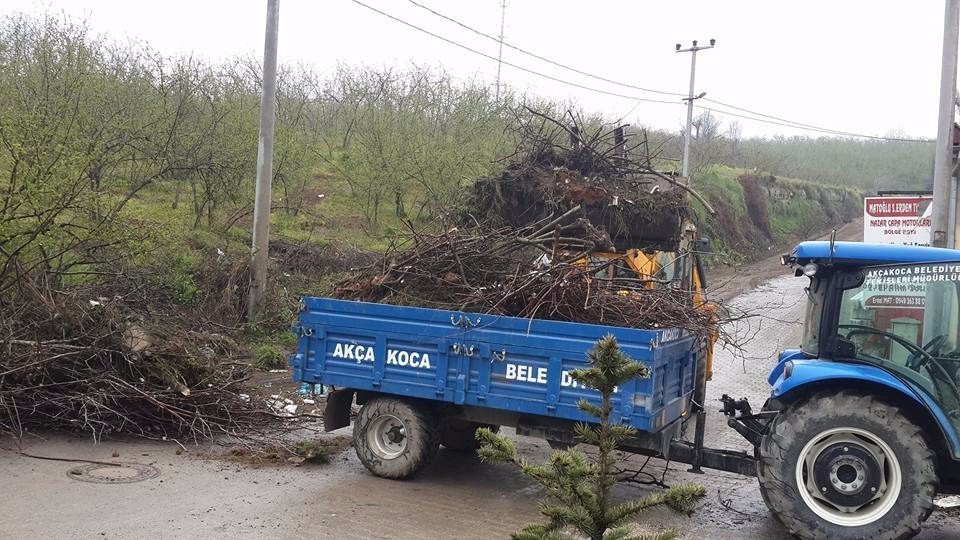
left=439, top=420, right=499, bottom=452
left=354, top=397, right=440, bottom=479
left=757, top=390, right=937, bottom=540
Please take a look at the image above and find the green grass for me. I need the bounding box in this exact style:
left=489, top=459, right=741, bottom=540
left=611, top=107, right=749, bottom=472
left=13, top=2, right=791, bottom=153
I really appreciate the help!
left=270, top=172, right=412, bottom=252
left=691, top=165, right=862, bottom=265
left=253, top=344, right=287, bottom=370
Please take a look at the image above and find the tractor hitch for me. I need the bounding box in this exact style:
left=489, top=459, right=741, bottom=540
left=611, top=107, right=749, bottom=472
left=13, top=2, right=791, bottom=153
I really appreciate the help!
left=721, top=394, right=776, bottom=448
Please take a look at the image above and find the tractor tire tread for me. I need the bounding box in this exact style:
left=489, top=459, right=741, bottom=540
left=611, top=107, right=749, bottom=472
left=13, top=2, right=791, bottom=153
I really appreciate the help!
left=757, top=389, right=937, bottom=540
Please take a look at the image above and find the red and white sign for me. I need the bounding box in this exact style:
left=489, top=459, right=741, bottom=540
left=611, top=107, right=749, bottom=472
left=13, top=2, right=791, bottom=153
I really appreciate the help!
left=863, top=195, right=933, bottom=246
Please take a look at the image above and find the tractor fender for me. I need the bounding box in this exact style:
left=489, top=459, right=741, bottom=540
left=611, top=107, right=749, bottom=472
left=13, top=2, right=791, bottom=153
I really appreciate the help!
left=767, top=349, right=806, bottom=384
left=769, top=358, right=960, bottom=460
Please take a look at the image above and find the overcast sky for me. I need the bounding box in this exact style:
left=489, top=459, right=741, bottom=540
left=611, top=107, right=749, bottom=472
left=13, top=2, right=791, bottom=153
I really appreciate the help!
left=3, top=1, right=953, bottom=140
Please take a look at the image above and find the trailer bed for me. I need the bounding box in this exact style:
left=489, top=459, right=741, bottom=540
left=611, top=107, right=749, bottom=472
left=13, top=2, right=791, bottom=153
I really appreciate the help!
left=292, top=297, right=699, bottom=433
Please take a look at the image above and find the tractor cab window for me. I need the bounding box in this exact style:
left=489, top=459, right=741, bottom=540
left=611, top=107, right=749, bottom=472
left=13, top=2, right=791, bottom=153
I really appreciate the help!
left=837, top=262, right=960, bottom=427
left=655, top=251, right=679, bottom=284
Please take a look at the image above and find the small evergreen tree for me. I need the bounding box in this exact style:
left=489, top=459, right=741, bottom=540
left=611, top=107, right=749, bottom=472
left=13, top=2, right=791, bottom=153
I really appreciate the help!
left=477, top=335, right=705, bottom=540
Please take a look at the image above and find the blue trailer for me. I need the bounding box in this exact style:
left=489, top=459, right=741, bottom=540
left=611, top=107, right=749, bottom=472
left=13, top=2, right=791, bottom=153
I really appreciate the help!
left=293, top=297, right=695, bottom=430
left=289, top=296, right=741, bottom=479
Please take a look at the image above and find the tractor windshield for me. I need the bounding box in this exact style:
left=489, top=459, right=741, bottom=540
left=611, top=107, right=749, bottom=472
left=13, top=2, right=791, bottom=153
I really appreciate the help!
left=837, top=262, right=960, bottom=426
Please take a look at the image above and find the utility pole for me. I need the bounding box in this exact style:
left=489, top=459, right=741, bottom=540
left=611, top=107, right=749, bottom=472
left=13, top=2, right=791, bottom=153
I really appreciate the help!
left=931, top=0, right=959, bottom=248
left=954, top=93, right=960, bottom=247
left=495, top=0, right=507, bottom=101
left=676, top=39, right=715, bottom=181
left=247, top=0, right=280, bottom=321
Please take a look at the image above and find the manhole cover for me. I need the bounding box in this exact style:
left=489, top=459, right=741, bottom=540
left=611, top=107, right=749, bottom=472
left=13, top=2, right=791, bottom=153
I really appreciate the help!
left=66, top=463, right=160, bottom=484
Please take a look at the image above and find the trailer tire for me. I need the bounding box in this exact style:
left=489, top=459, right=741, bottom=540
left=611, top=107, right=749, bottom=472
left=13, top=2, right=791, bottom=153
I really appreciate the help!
left=440, top=420, right=498, bottom=452
left=757, top=390, right=937, bottom=540
left=354, top=397, right=440, bottom=479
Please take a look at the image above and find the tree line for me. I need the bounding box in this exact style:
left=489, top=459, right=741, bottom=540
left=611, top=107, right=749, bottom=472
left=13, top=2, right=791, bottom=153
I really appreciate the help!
left=642, top=111, right=933, bottom=191
left=0, top=13, right=523, bottom=292
left=0, top=12, right=934, bottom=293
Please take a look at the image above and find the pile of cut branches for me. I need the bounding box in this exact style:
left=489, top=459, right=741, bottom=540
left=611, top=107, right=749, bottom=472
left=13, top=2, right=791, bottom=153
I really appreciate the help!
left=0, top=259, right=293, bottom=442
left=334, top=110, right=723, bottom=337
left=332, top=210, right=714, bottom=335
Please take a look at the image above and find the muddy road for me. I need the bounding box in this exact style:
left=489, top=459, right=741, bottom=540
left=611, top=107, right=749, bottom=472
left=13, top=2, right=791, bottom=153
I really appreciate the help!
left=2, top=221, right=959, bottom=539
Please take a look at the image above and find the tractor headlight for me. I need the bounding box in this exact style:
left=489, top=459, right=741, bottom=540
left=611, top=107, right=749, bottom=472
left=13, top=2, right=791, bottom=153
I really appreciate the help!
left=802, top=263, right=818, bottom=277
left=783, top=360, right=794, bottom=380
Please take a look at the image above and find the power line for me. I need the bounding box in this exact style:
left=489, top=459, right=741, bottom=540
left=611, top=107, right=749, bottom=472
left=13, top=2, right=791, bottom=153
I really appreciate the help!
left=406, top=0, right=688, bottom=98
left=702, top=98, right=933, bottom=143
left=354, top=0, right=934, bottom=143
left=408, top=0, right=933, bottom=142
left=350, top=0, right=681, bottom=105
left=697, top=104, right=934, bottom=143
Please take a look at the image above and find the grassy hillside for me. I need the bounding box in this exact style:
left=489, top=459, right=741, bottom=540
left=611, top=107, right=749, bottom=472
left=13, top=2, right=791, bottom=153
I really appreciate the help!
left=691, top=166, right=862, bottom=264
left=120, top=162, right=862, bottom=303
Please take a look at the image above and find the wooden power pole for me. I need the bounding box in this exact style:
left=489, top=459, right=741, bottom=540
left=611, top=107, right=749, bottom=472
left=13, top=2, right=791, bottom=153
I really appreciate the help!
left=676, top=39, right=715, bottom=181
left=495, top=0, right=507, bottom=101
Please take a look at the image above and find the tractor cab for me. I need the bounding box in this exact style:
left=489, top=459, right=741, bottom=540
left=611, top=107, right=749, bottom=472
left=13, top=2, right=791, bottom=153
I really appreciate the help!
left=782, top=241, right=960, bottom=434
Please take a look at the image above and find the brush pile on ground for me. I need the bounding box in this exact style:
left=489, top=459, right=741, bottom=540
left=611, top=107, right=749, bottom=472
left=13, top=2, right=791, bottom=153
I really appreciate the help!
left=334, top=110, right=714, bottom=335
left=0, top=252, right=297, bottom=442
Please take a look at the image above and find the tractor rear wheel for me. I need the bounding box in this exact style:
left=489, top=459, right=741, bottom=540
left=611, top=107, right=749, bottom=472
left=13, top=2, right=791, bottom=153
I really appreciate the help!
left=757, top=390, right=937, bottom=540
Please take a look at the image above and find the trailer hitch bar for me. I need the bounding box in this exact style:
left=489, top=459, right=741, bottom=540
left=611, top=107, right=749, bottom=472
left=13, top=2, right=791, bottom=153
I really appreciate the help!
left=720, top=394, right=777, bottom=448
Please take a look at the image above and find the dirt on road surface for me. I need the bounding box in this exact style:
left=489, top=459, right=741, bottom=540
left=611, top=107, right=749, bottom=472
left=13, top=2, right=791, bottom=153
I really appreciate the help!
left=3, top=218, right=959, bottom=539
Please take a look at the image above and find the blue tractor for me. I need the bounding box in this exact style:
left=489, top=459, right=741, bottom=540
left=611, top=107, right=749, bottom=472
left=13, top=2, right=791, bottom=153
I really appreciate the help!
left=742, top=241, right=960, bottom=538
